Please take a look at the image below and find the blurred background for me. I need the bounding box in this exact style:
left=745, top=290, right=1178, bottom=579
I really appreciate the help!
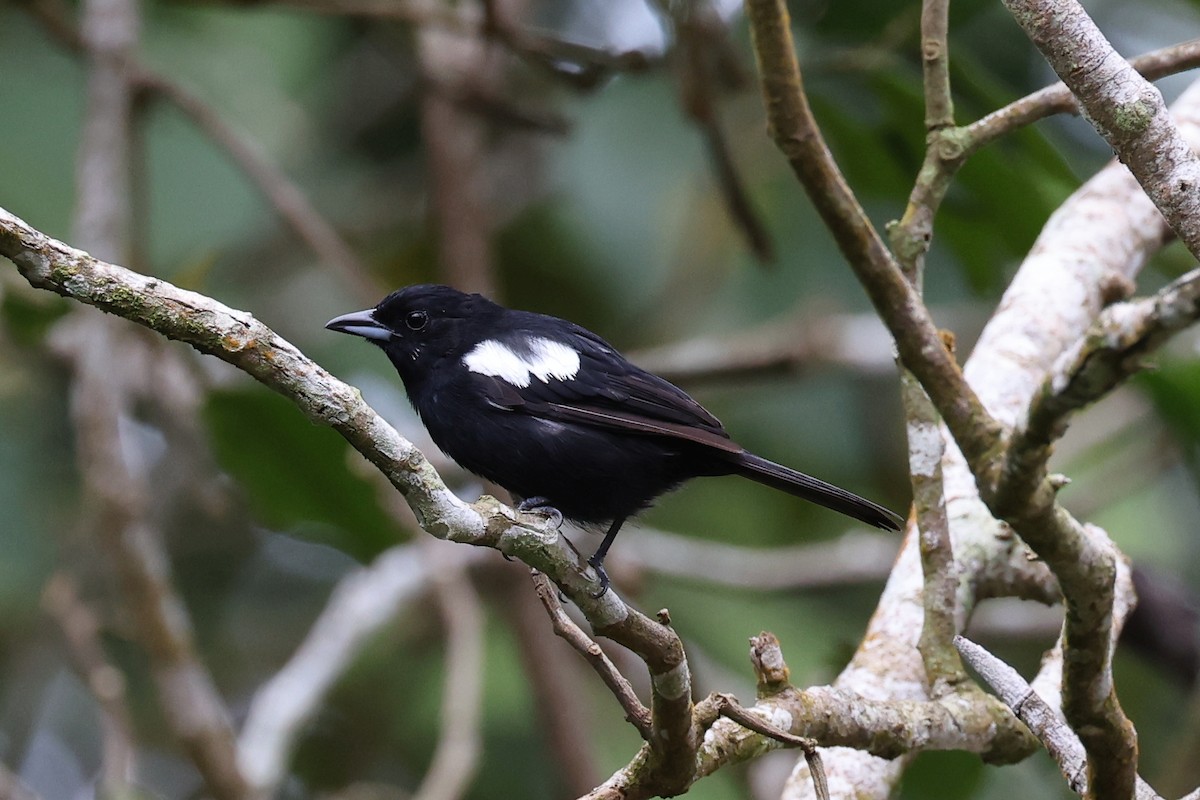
left=1, top=0, right=1200, bottom=797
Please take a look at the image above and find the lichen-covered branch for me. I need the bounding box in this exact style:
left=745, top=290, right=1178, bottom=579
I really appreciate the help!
left=0, top=206, right=698, bottom=800
left=956, top=636, right=1161, bottom=800
left=965, top=39, right=1200, bottom=153
left=743, top=0, right=1004, bottom=478
left=902, top=371, right=966, bottom=695
left=746, top=4, right=1200, bottom=796
left=1003, top=0, right=1200, bottom=263
left=1016, top=267, right=1200, bottom=464
left=530, top=571, right=652, bottom=741
left=891, top=37, right=1200, bottom=305
left=920, top=0, right=953, bottom=133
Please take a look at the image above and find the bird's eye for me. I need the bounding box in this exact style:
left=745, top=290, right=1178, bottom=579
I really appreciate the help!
left=405, top=311, right=428, bottom=331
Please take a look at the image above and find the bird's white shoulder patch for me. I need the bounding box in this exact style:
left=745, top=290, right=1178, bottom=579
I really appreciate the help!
left=463, top=337, right=581, bottom=388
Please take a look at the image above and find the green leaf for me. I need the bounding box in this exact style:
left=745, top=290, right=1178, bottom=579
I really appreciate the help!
left=1140, top=362, right=1200, bottom=449
left=204, top=386, right=401, bottom=559
left=1, top=290, right=71, bottom=346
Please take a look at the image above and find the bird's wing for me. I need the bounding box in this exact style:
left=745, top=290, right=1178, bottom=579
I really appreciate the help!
left=475, top=327, right=741, bottom=454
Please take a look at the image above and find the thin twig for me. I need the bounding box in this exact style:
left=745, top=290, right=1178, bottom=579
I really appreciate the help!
left=499, top=567, right=602, bottom=795
left=920, top=0, right=953, bottom=132
left=704, top=693, right=829, bottom=800
left=965, top=38, right=1200, bottom=154
left=530, top=571, right=652, bottom=741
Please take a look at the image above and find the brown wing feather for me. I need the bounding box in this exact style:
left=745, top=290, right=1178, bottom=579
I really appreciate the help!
left=543, top=402, right=743, bottom=453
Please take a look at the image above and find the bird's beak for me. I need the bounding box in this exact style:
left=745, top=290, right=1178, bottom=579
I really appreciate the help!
left=324, top=309, right=394, bottom=342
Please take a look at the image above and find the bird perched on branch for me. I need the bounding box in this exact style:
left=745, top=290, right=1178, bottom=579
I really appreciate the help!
left=327, top=285, right=902, bottom=593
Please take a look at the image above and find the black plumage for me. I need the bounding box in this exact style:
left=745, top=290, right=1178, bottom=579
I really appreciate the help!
left=327, top=284, right=902, bottom=591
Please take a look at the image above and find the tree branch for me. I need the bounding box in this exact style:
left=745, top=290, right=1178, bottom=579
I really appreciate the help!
left=1015, top=266, right=1200, bottom=464
left=920, top=0, right=953, bottom=133
left=965, top=38, right=1200, bottom=153
left=530, top=571, right=652, bottom=741
left=743, top=0, right=1003, bottom=478
left=956, top=636, right=1161, bottom=800
left=0, top=206, right=698, bottom=800
left=1003, top=0, right=1200, bottom=263
left=746, top=19, right=1200, bottom=800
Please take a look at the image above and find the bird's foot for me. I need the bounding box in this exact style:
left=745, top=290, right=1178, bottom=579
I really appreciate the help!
left=515, top=496, right=564, bottom=530
left=587, top=555, right=611, bottom=598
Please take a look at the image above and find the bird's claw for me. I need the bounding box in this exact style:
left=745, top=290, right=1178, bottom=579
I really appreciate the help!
left=515, top=497, right=564, bottom=530
left=587, top=556, right=611, bottom=598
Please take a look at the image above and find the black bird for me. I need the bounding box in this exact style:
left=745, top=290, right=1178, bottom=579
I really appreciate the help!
left=327, top=285, right=902, bottom=592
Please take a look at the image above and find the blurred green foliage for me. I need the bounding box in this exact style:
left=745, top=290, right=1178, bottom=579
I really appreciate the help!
left=1, top=0, right=1199, bottom=798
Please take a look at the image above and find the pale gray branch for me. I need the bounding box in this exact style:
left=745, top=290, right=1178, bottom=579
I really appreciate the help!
left=955, top=636, right=1161, bottom=800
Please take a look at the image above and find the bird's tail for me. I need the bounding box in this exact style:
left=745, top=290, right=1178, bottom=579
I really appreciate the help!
left=729, top=452, right=903, bottom=531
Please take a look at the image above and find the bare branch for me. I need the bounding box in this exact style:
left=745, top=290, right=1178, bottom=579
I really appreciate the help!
left=499, top=568, right=603, bottom=795
left=920, top=0, right=953, bottom=132
left=530, top=571, right=652, bottom=741
left=744, top=0, right=1003, bottom=477
left=965, top=39, right=1200, bottom=153
left=956, top=636, right=1161, bottom=800
left=697, top=693, right=828, bottom=800
left=1003, top=0, right=1200, bottom=263
left=0, top=207, right=698, bottom=800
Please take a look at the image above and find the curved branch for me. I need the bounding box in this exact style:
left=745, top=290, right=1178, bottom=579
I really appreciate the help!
left=956, top=636, right=1161, bottom=800
left=743, top=0, right=1003, bottom=478
left=1004, top=0, right=1200, bottom=262
left=0, top=206, right=698, bottom=800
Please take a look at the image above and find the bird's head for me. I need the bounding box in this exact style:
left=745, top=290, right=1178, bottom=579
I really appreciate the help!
left=325, top=284, right=501, bottom=385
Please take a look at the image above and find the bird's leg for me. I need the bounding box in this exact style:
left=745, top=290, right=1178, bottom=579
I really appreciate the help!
left=515, top=496, right=564, bottom=529
left=587, top=517, right=626, bottom=597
